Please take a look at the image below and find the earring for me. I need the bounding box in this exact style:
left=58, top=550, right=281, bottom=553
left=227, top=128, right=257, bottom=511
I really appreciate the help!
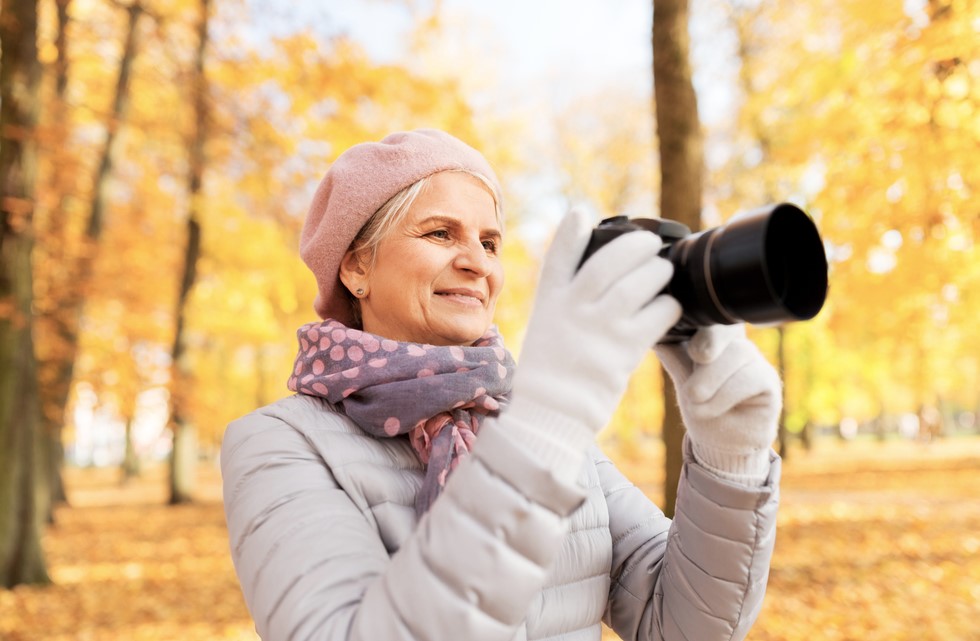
left=355, top=288, right=364, bottom=297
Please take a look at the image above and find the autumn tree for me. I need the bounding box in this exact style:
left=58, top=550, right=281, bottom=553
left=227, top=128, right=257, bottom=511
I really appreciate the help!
left=722, top=0, right=979, bottom=432
left=0, top=0, right=50, bottom=587
left=33, top=0, right=73, bottom=512
left=652, top=0, right=703, bottom=517
left=168, top=0, right=211, bottom=505
left=33, top=0, right=145, bottom=498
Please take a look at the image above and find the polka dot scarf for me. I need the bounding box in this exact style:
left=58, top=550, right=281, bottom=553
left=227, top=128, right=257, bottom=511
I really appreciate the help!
left=288, top=319, right=517, bottom=516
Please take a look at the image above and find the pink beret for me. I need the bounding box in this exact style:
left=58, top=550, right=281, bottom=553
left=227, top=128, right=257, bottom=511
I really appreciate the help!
left=300, top=129, right=501, bottom=324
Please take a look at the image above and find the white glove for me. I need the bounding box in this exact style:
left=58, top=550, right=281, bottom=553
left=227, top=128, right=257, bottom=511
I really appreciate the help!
left=503, top=208, right=682, bottom=482
left=655, top=323, right=781, bottom=485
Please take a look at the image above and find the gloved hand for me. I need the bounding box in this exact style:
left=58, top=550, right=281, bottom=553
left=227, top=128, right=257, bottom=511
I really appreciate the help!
left=655, top=323, right=781, bottom=486
left=502, top=208, right=682, bottom=481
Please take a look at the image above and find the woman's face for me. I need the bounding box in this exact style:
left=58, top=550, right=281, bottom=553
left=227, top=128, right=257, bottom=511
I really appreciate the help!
left=347, top=171, right=504, bottom=346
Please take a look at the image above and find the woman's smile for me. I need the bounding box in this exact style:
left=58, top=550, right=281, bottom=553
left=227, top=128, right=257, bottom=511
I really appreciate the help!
left=435, top=287, right=486, bottom=306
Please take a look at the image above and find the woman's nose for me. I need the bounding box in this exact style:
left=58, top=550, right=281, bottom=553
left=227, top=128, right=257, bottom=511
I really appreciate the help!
left=454, top=238, right=492, bottom=275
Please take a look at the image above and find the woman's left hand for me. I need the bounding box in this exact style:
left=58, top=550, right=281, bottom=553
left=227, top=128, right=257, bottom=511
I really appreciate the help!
left=654, top=324, right=781, bottom=485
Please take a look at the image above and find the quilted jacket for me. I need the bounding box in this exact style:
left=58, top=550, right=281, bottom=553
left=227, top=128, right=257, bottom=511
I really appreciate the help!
left=222, top=393, right=780, bottom=641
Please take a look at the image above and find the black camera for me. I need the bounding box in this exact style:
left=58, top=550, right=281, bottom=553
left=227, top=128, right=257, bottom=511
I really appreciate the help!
left=579, top=203, right=829, bottom=342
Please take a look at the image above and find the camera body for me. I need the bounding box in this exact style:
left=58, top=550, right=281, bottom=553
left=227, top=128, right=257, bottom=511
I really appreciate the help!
left=578, top=203, right=829, bottom=342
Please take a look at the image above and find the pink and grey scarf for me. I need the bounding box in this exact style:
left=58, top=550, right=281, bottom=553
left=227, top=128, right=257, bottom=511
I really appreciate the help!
left=287, top=319, right=516, bottom=516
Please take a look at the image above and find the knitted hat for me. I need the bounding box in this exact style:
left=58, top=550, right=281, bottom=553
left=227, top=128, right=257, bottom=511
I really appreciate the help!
left=300, top=129, right=502, bottom=324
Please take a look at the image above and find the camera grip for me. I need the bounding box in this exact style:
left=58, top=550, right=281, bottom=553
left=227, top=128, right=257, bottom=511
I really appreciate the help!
left=575, top=216, right=639, bottom=272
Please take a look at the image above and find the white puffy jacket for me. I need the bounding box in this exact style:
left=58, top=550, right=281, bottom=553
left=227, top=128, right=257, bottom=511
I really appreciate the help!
left=221, top=394, right=779, bottom=641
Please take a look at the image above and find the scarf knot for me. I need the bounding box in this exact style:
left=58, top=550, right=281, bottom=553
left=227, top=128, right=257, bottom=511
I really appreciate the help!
left=288, top=319, right=515, bottom=515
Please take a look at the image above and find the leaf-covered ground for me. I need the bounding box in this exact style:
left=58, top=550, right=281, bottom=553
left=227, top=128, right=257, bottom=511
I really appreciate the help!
left=750, top=439, right=980, bottom=641
left=2, top=436, right=978, bottom=641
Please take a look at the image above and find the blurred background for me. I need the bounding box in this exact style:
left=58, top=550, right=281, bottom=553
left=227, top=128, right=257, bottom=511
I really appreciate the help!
left=0, top=0, right=977, bottom=639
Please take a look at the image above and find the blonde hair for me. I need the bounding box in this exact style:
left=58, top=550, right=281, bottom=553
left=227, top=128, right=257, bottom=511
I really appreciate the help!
left=343, top=169, right=502, bottom=327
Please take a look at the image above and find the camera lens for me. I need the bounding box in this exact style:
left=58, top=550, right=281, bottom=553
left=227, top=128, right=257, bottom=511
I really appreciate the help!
left=665, top=203, right=828, bottom=330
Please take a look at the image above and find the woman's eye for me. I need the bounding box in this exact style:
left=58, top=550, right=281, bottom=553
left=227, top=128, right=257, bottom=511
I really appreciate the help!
left=428, top=229, right=450, bottom=240
left=482, top=239, right=498, bottom=253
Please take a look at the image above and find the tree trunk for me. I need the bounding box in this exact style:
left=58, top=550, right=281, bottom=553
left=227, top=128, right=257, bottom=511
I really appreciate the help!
left=121, top=415, right=141, bottom=481
left=36, top=0, right=74, bottom=519
left=0, top=0, right=51, bottom=587
left=652, top=0, right=703, bottom=517
left=169, top=0, right=210, bottom=505
left=35, top=1, right=142, bottom=507
left=800, top=420, right=812, bottom=451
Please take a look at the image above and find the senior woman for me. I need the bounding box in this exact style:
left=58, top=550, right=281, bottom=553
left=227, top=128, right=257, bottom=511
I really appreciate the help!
left=221, top=129, right=782, bottom=641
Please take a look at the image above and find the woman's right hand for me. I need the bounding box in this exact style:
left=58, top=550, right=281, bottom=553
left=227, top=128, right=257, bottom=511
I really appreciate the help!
left=504, top=208, right=681, bottom=452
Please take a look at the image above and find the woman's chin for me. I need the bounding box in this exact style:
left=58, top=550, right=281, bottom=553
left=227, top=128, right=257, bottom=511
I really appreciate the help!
left=429, top=318, right=491, bottom=346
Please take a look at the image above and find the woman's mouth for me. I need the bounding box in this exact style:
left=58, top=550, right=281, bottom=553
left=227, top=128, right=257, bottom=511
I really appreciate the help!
left=435, top=289, right=484, bottom=306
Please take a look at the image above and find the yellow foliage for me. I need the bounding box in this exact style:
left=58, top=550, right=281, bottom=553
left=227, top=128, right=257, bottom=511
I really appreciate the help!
left=716, top=0, right=980, bottom=425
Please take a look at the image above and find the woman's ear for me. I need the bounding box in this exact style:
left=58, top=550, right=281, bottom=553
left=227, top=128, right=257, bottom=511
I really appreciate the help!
left=339, top=248, right=369, bottom=297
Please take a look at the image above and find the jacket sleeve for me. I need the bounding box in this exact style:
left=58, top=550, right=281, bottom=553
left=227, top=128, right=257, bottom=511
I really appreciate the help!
left=221, top=400, right=586, bottom=641
left=600, top=436, right=780, bottom=641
